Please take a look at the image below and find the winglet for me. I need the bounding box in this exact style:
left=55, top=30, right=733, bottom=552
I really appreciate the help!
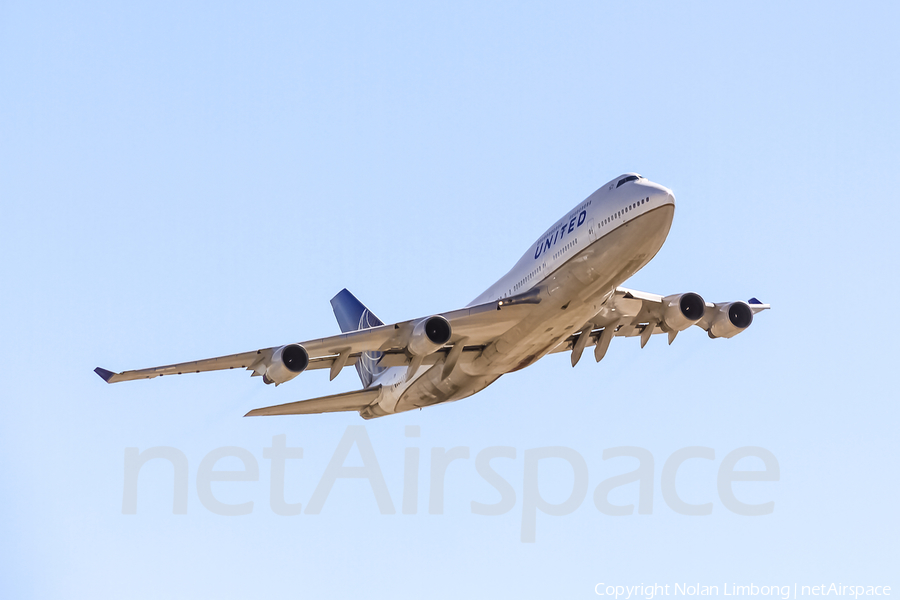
left=94, top=367, right=117, bottom=383
left=746, top=297, right=771, bottom=313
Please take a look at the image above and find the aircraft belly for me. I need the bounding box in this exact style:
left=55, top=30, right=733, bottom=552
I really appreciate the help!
left=372, top=205, right=674, bottom=417
left=394, top=367, right=501, bottom=412
left=468, top=205, right=674, bottom=375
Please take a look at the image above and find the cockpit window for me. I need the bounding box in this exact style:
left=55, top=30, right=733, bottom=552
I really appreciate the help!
left=616, top=175, right=640, bottom=188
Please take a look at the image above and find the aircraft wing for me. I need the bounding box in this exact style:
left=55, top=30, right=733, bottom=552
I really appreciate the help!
left=94, top=290, right=541, bottom=385
left=604, top=287, right=770, bottom=337
left=550, top=286, right=770, bottom=365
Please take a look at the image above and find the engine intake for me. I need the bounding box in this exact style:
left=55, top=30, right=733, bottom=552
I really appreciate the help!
left=708, top=302, right=754, bottom=339
left=263, top=343, right=309, bottom=385
left=663, top=292, right=706, bottom=331
left=408, top=316, right=452, bottom=356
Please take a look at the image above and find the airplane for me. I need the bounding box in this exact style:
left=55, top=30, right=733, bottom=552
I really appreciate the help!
left=95, top=173, right=769, bottom=419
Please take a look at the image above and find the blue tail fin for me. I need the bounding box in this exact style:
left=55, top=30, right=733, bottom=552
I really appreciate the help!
left=330, top=289, right=386, bottom=388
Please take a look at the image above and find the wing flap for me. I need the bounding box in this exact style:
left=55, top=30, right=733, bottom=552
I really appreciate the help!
left=244, top=386, right=382, bottom=417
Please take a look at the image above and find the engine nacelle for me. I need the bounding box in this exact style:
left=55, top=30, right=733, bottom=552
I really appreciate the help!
left=408, top=316, right=452, bottom=356
left=708, top=302, right=754, bottom=339
left=263, top=343, right=309, bottom=385
left=662, top=292, right=706, bottom=332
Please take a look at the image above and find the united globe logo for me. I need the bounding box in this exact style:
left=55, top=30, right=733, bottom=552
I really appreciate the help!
left=356, top=309, right=386, bottom=387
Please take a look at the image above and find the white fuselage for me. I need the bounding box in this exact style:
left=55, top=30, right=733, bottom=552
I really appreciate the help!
left=365, top=174, right=676, bottom=417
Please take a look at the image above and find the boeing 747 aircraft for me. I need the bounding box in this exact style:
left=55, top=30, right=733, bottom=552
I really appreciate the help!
left=95, top=174, right=769, bottom=419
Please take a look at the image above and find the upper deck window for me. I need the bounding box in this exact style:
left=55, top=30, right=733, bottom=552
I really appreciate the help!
left=616, top=175, right=640, bottom=188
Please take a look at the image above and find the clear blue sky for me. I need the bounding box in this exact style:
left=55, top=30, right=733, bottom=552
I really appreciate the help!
left=2, top=1, right=897, bottom=598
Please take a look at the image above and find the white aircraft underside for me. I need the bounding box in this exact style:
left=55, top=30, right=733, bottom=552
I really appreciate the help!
left=95, top=174, right=769, bottom=419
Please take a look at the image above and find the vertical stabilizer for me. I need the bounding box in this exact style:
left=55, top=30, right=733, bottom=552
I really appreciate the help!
left=330, top=289, right=386, bottom=388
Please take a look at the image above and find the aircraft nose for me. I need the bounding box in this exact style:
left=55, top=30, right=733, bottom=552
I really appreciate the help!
left=646, top=182, right=674, bottom=206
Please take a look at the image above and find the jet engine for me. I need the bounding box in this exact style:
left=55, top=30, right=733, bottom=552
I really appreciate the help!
left=408, top=316, right=452, bottom=356
left=708, top=302, right=754, bottom=339
left=662, top=292, right=706, bottom=331
left=263, top=343, right=310, bottom=385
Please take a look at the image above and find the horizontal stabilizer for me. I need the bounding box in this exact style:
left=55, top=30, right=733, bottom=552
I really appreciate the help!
left=244, top=385, right=382, bottom=417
